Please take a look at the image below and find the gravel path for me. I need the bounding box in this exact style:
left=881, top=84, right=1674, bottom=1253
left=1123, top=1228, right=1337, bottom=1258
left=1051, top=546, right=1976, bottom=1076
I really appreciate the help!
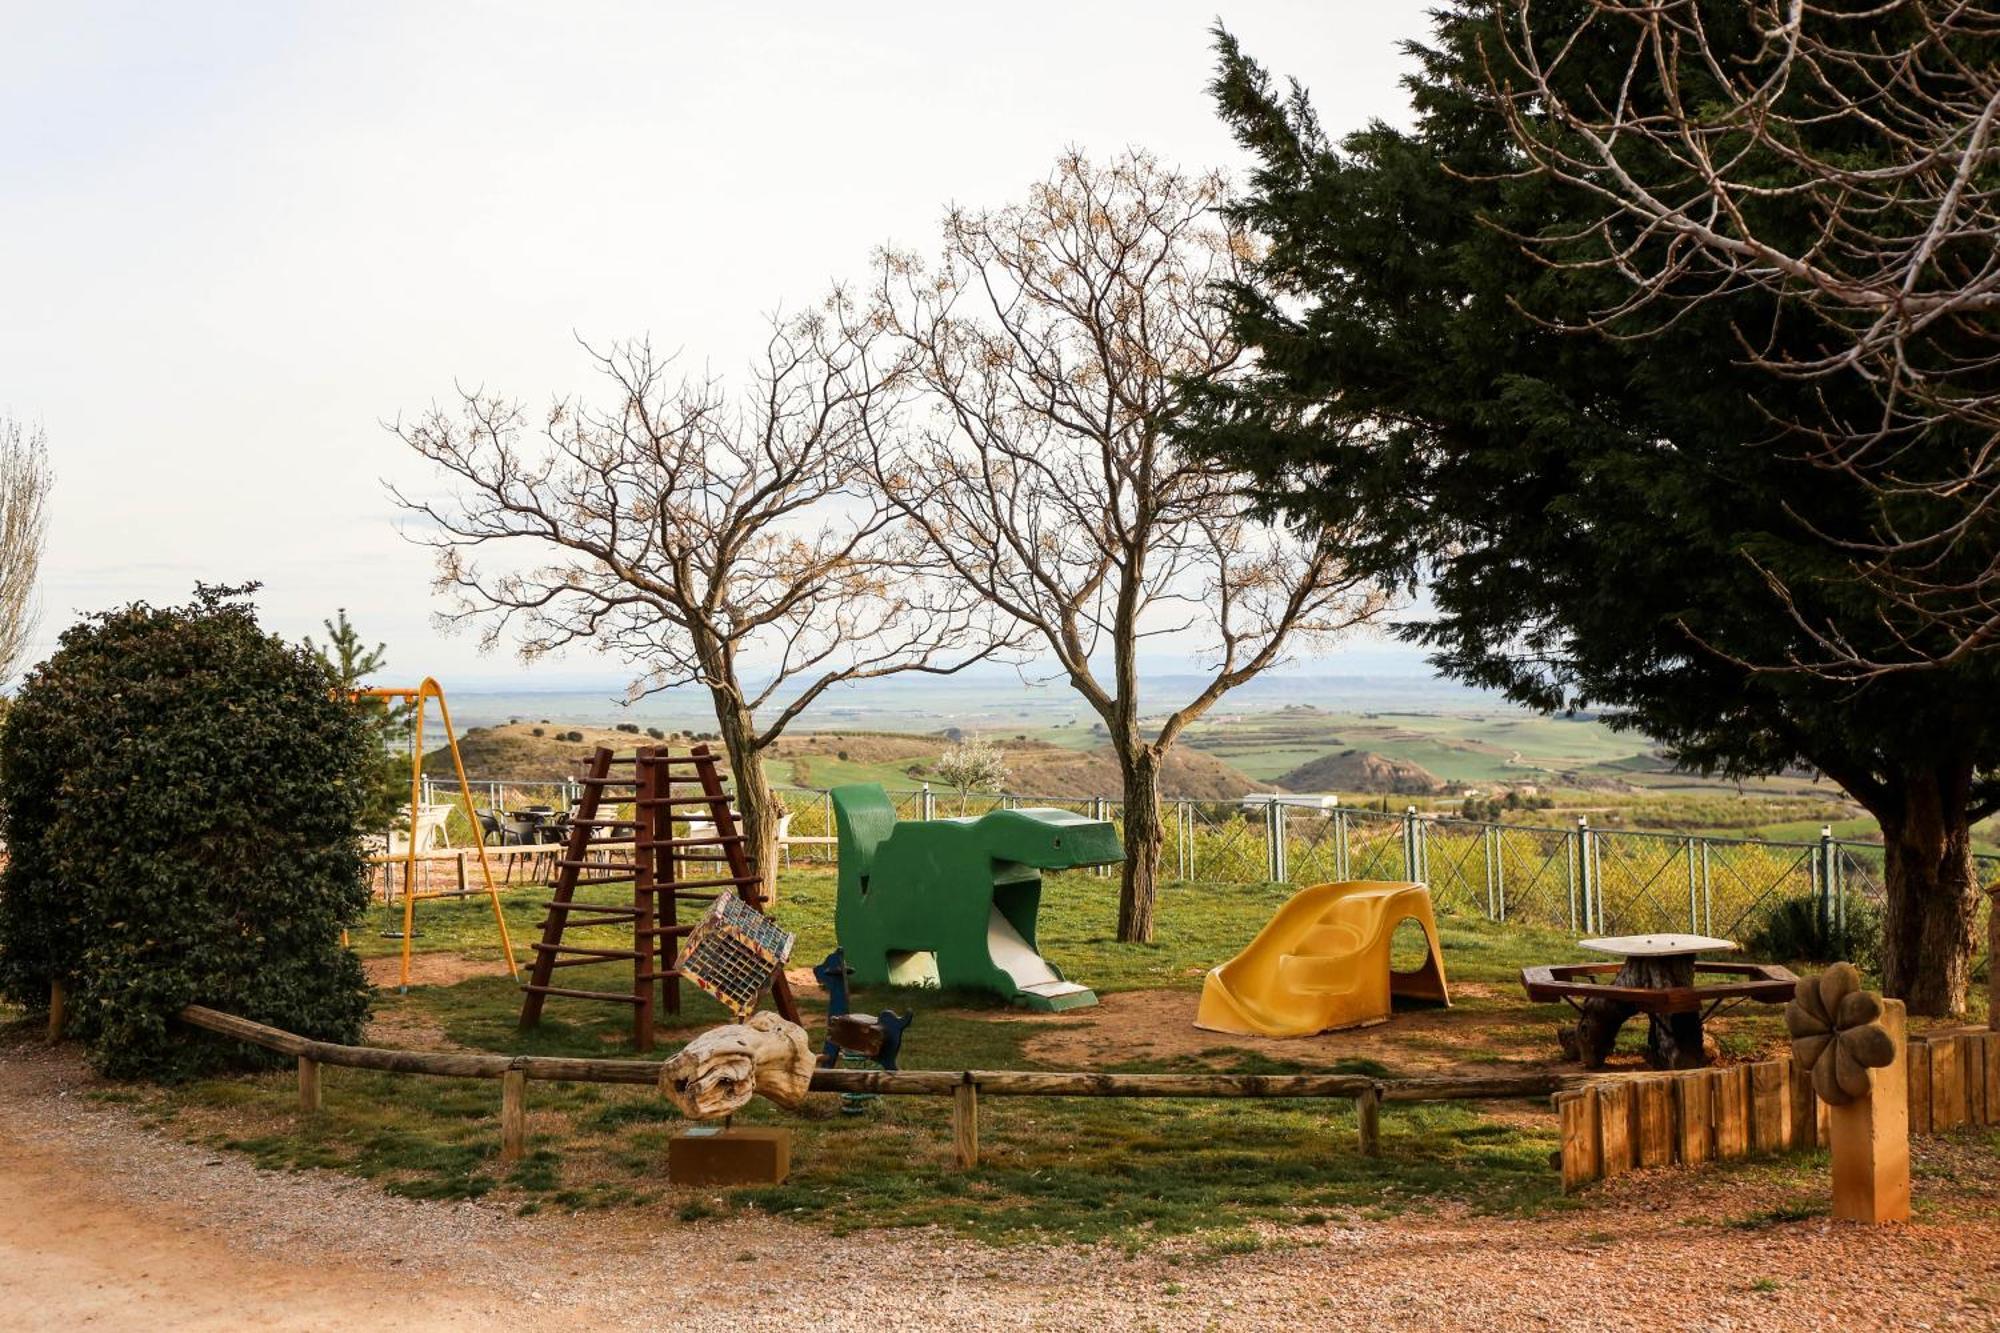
left=4, top=1038, right=1999, bottom=1330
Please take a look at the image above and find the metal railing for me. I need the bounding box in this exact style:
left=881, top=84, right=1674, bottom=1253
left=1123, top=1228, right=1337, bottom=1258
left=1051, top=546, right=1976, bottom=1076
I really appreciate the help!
left=430, top=776, right=1996, bottom=942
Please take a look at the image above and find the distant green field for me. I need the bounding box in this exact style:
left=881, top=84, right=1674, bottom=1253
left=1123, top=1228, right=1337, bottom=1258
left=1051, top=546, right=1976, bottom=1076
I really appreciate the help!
left=1184, top=707, right=1651, bottom=786
left=778, top=754, right=922, bottom=790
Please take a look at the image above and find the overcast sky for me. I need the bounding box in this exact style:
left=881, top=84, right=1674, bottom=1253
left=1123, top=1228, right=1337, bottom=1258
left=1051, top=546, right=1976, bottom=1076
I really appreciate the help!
left=2, top=2, right=1435, bottom=687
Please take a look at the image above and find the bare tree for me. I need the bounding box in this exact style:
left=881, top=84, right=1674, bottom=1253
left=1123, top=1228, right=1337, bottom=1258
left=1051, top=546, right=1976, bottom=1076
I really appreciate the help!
left=0, top=418, right=52, bottom=686
left=1486, top=0, right=2000, bottom=674
left=873, top=150, right=1391, bottom=943
left=393, top=300, right=999, bottom=896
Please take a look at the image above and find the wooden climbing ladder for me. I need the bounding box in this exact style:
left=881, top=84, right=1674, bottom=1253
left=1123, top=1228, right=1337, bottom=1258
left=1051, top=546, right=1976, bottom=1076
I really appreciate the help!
left=517, top=743, right=800, bottom=1051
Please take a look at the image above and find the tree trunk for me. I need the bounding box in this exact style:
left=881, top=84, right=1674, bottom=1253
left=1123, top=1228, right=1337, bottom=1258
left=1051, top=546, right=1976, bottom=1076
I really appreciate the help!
left=712, top=706, right=780, bottom=908
left=1116, top=746, right=1165, bottom=944
left=1878, top=764, right=1979, bottom=1017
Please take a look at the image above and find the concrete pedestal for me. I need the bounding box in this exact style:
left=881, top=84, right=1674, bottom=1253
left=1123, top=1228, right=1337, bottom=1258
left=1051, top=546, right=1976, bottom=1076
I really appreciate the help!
left=668, top=1126, right=792, bottom=1186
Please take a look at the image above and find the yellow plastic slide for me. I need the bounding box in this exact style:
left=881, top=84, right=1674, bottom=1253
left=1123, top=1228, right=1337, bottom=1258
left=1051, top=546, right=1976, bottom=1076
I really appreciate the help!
left=1196, top=881, right=1451, bottom=1038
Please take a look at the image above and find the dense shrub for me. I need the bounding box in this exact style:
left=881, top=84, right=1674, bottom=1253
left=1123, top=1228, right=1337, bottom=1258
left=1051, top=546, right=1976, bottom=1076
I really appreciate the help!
left=614, top=722, right=639, bottom=734
left=0, top=586, right=375, bottom=1079
left=645, top=727, right=665, bottom=740
left=1747, top=895, right=1883, bottom=972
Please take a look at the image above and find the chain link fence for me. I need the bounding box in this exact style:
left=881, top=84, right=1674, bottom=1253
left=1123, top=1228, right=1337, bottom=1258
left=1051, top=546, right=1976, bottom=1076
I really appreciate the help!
left=438, top=776, right=1998, bottom=943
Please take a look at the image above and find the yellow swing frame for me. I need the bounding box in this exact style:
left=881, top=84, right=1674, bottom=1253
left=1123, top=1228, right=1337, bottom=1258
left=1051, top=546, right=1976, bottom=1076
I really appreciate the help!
left=357, top=678, right=518, bottom=991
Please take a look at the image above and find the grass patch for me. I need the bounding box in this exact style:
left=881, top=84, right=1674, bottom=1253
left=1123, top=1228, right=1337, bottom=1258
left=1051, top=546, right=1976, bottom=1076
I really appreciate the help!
left=136, top=861, right=1808, bottom=1247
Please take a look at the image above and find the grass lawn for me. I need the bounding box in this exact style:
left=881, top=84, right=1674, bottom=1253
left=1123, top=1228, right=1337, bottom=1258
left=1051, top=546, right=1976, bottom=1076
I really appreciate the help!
left=94, top=865, right=1926, bottom=1250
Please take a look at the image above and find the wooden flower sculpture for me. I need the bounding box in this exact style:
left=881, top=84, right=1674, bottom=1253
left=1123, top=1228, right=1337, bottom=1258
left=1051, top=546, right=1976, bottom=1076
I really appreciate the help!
left=1785, top=962, right=1897, bottom=1107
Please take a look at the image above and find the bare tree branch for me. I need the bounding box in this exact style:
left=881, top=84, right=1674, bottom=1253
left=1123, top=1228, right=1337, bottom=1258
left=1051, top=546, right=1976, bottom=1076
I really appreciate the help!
left=1488, top=0, right=2000, bottom=675
left=0, top=418, right=52, bottom=687
left=392, top=297, right=1007, bottom=892
left=870, top=149, right=1393, bottom=941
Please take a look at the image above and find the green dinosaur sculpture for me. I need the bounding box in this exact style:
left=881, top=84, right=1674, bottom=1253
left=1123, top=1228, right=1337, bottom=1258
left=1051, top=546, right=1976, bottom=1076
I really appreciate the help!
left=829, top=783, right=1122, bottom=1011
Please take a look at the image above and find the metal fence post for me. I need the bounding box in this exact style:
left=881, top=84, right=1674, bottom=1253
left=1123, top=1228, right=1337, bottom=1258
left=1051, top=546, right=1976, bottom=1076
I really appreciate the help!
left=1816, top=825, right=1838, bottom=934
left=1403, top=807, right=1427, bottom=882
left=1335, top=807, right=1349, bottom=881
left=1576, top=818, right=1593, bottom=934
left=921, top=784, right=935, bottom=821
left=1701, top=839, right=1713, bottom=934
left=1685, top=836, right=1699, bottom=933
left=1092, top=797, right=1110, bottom=876
left=1481, top=825, right=1494, bottom=919
left=1269, top=801, right=1288, bottom=883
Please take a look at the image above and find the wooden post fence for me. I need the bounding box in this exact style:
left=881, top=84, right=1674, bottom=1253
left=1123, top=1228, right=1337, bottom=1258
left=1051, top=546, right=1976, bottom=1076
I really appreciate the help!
left=176, top=1005, right=1603, bottom=1173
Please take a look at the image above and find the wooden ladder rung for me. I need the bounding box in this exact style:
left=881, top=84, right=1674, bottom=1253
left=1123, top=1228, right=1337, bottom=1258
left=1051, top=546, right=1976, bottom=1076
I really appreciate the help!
left=553, top=859, right=645, bottom=873
left=539, top=901, right=642, bottom=917
left=529, top=942, right=642, bottom=960
left=518, top=984, right=644, bottom=1004
left=632, top=796, right=739, bottom=808
left=541, top=955, right=648, bottom=972
left=638, top=836, right=745, bottom=850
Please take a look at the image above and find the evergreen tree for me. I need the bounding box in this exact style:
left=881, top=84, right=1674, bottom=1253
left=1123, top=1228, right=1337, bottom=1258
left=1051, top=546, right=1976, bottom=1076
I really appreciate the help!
left=306, top=608, right=409, bottom=831
left=1190, top=8, right=2000, bottom=1014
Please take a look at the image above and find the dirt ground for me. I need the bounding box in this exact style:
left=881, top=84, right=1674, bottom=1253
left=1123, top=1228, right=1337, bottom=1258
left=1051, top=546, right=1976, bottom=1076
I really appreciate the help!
left=1011, top=983, right=1791, bottom=1075
left=7, top=1039, right=2000, bottom=1330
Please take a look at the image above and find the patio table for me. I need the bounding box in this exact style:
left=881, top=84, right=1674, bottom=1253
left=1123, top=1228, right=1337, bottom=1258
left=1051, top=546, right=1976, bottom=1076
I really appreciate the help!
left=1519, top=933, right=1797, bottom=1070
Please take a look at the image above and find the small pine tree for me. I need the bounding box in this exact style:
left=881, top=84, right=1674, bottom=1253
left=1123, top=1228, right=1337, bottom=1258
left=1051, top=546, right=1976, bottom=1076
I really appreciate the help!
left=305, top=609, right=407, bottom=830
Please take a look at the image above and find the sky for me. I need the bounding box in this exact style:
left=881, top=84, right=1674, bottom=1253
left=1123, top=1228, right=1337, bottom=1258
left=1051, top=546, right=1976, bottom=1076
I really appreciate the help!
left=1, top=2, right=1437, bottom=689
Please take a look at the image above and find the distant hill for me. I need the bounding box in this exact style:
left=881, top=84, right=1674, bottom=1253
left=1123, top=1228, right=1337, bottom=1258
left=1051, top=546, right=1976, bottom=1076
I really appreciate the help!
left=425, top=721, right=654, bottom=780
left=431, top=722, right=1268, bottom=800
left=984, top=739, right=1273, bottom=801
left=1276, top=749, right=1445, bottom=795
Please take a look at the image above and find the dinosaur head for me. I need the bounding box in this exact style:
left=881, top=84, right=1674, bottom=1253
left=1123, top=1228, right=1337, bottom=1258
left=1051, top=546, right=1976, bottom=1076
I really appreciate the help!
left=978, top=807, right=1123, bottom=870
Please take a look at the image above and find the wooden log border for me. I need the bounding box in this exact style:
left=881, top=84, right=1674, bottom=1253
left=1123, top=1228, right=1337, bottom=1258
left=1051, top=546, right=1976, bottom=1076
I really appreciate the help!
left=1554, top=1033, right=2000, bottom=1192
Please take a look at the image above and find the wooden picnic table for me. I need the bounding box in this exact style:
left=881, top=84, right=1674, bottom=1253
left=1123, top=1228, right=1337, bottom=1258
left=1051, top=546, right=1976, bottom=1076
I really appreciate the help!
left=1520, top=934, right=1798, bottom=1070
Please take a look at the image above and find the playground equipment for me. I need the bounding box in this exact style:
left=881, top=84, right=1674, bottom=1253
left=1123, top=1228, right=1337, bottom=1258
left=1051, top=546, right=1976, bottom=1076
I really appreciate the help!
left=518, top=745, right=800, bottom=1050
left=829, top=784, right=1117, bottom=1011
left=356, top=679, right=515, bottom=991
left=813, top=949, right=913, bottom=1071
left=1196, top=881, right=1450, bottom=1038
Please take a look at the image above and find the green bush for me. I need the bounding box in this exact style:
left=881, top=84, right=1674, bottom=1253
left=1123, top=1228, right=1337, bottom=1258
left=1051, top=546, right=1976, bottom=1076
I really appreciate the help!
left=0, top=586, right=375, bottom=1079
left=1746, top=895, right=1883, bottom=972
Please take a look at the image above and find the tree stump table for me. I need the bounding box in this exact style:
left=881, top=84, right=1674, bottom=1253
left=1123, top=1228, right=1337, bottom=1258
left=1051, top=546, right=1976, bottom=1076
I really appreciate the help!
left=1520, top=935, right=1797, bottom=1071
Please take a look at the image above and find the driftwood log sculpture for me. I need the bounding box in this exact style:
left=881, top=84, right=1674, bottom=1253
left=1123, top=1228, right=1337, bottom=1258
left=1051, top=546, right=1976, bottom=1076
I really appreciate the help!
left=1785, top=963, right=1909, bottom=1224
left=659, top=1013, right=815, bottom=1120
